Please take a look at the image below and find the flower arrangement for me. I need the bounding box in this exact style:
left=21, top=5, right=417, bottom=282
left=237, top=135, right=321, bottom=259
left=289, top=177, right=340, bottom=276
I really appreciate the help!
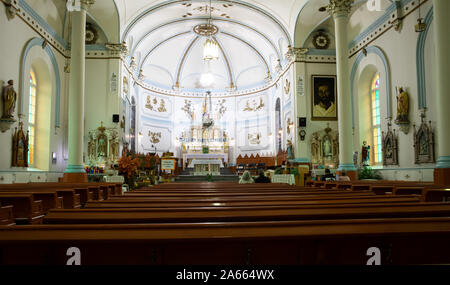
left=118, top=155, right=140, bottom=179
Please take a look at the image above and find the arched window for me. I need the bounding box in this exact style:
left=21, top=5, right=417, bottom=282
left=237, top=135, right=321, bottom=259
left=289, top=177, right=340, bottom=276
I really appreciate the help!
left=371, top=74, right=382, bottom=164
left=28, top=69, right=37, bottom=166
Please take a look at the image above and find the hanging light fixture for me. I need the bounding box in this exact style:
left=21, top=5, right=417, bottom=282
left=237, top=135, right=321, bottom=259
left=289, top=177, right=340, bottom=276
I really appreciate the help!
left=202, top=0, right=219, bottom=61
left=415, top=0, right=426, bottom=33
left=203, top=38, right=219, bottom=61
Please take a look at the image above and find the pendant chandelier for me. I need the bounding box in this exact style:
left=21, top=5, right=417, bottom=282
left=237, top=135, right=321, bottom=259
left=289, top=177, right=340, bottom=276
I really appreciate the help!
left=202, top=0, right=218, bottom=61
left=203, top=38, right=219, bottom=61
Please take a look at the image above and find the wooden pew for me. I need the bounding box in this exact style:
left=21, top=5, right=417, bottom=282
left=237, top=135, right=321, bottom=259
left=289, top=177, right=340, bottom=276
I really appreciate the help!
left=0, top=194, right=44, bottom=224
left=423, top=188, right=450, bottom=202
left=393, top=187, right=425, bottom=196
left=0, top=202, right=15, bottom=226
left=1, top=217, right=450, bottom=265
left=0, top=186, right=82, bottom=208
left=0, top=191, right=63, bottom=213
left=85, top=196, right=420, bottom=209
left=371, top=186, right=394, bottom=195
left=42, top=202, right=450, bottom=224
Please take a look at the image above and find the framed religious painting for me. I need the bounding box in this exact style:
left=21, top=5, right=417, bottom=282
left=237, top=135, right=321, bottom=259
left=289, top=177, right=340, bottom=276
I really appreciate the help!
left=311, top=75, right=337, bottom=121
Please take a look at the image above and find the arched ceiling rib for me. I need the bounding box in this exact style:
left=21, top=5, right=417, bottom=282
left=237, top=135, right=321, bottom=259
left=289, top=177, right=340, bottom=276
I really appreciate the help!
left=220, top=32, right=270, bottom=74
left=131, top=17, right=282, bottom=60
left=213, top=36, right=234, bottom=88
left=175, top=36, right=200, bottom=87
left=123, top=0, right=290, bottom=93
left=140, top=31, right=192, bottom=70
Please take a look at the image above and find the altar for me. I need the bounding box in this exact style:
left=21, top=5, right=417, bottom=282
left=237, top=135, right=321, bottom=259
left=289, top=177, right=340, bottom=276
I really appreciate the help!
left=183, top=153, right=227, bottom=170
left=189, top=159, right=223, bottom=176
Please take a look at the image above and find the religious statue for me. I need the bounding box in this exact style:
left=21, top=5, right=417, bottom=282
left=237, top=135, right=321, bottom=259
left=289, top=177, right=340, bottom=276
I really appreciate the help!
left=287, top=139, right=294, bottom=159
left=96, top=122, right=108, bottom=158
left=109, top=132, right=119, bottom=161
left=395, top=87, right=410, bottom=134
left=322, top=136, right=332, bottom=158
left=382, top=121, right=398, bottom=166
left=122, top=142, right=129, bottom=157
left=11, top=122, right=29, bottom=167
left=97, top=134, right=107, bottom=157
left=310, top=126, right=339, bottom=168
left=395, top=87, right=409, bottom=123
left=413, top=111, right=435, bottom=164
left=87, top=133, right=96, bottom=160
left=361, top=141, right=370, bottom=166
left=2, top=80, right=17, bottom=119
left=120, top=115, right=125, bottom=131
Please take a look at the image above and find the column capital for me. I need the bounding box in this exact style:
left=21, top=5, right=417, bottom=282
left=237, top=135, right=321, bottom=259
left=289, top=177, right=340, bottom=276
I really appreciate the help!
left=285, top=46, right=309, bottom=62
left=326, top=0, right=354, bottom=18
left=105, top=42, right=129, bottom=57
left=80, top=0, right=95, bottom=10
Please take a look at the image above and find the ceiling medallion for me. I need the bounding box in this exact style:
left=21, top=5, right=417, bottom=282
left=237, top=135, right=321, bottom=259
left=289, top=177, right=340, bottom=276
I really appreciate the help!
left=312, top=31, right=330, bottom=50
left=193, top=23, right=219, bottom=36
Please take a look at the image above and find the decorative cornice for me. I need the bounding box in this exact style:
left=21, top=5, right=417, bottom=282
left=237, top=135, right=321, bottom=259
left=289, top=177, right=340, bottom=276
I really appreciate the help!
left=3, top=0, right=19, bottom=20
left=80, top=0, right=95, bottom=10
left=286, top=46, right=309, bottom=62
left=123, top=58, right=295, bottom=99
left=105, top=42, right=128, bottom=58
left=326, top=0, right=354, bottom=18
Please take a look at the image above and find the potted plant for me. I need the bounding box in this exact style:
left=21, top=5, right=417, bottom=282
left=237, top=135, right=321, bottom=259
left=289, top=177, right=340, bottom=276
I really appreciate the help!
left=275, top=167, right=283, bottom=175
left=358, top=166, right=382, bottom=180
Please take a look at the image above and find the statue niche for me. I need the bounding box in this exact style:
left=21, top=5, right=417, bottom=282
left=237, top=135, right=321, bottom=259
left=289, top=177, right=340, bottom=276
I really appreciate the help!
left=413, top=112, right=435, bottom=164
left=382, top=121, right=398, bottom=166
left=87, top=122, right=120, bottom=166
left=310, top=125, right=339, bottom=168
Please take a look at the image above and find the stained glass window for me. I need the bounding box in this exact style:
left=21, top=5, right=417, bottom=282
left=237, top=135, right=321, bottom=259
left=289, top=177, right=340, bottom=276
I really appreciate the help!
left=28, top=69, right=37, bottom=166
left=371, top=74, right=382, bottom=164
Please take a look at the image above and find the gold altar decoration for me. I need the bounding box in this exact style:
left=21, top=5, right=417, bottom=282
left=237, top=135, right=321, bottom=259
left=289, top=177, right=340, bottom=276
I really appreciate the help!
left=310, top=125, right=339, bottom=168
left=145, top=96, right=167, bottom=112
left=181, top=99, right=195, bottom=120
left=248, top=132, right=261, bottom=145
left=87, top=122, right=120, bottom=166
left=11, top=122, right=28, bottom=167
left=149, top=131, right=162, bottom=144
left=243, top=97, right=264, bottom=112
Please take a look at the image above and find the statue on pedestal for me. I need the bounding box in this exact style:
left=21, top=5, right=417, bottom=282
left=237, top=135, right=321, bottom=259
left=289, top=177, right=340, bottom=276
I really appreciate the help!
left=361, top=141, right=370, bottom=166
left=2, top=80, right=17, bottom=119
left=395, top=87, right=410, bottom=134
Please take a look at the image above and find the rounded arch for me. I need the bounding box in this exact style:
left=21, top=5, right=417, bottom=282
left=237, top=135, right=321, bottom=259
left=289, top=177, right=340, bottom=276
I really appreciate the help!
left=20, top=38, right=61, bottom=127
left=21, top=43, right=55, bottom=170
left=350, top=45, right=391, bottom=129
left=416, top=7, right=433, bottom=110
left=356, top=64, right=378, bottom=159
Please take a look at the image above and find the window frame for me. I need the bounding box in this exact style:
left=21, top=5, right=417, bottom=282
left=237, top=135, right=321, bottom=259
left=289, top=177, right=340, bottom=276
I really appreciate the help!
left=370, top=74, right=382, bottom=165
left=28, top=69, right=37, bottom=167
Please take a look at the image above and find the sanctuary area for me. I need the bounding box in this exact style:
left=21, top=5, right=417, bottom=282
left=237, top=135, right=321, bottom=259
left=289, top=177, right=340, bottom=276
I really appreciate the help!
left=0, top=0, right=449, bottom=266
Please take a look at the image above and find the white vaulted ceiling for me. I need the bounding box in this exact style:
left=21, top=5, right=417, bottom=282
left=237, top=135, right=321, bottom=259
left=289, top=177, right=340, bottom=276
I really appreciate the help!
left=120, top=0, right=302, bottom=93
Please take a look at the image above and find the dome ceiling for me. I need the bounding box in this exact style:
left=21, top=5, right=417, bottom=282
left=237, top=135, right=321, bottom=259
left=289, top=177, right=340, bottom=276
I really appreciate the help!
left=122, top=0, right=296, bottom=94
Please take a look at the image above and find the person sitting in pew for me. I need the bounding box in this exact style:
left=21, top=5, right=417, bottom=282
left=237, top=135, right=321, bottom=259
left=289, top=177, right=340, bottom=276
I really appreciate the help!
left=254, top=169, right=271, bottom=184
left=239, top=171, right=255, bottom=184
left=322, top=168, right=335, bottom=181
left=337, top=171, right=351, bottom=182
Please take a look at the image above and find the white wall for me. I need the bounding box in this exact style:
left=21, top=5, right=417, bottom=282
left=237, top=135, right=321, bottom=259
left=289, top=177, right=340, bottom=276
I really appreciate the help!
left=348, top=1, right=436, bottom=181
left=0, top=4, right=67, bottom=176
